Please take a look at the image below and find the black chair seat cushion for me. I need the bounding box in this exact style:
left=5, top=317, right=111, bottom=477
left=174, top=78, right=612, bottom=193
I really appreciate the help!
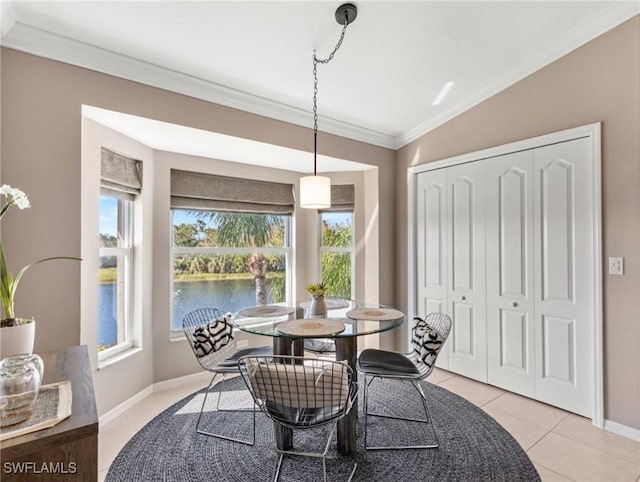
left=358, top=349, right=421, bottom=377
left=216, top=346, right=273, bottom=371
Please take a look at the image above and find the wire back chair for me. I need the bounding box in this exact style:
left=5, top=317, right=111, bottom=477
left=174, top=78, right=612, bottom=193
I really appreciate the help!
left=357, top=312, right=452, bottom=450
left=238, top=355, right=358, bottom=482
left=182, top=307, right=271, bottom=445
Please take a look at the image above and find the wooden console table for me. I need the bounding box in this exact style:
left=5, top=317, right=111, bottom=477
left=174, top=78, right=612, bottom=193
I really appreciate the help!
left=1, top=345, right=98, bottom=481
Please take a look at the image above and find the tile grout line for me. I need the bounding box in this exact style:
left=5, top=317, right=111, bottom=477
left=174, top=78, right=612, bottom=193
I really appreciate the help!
left=532, top=459, right=577, bottom=482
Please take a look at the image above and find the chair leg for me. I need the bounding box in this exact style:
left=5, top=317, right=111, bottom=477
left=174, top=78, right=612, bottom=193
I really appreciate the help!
left=195, top=372, right=256, bottom=445
left=363, top=377, right=439, bottom=450
left=273, top=453, right=285, bottom=482
left=271, top=419, right=356, bottom=482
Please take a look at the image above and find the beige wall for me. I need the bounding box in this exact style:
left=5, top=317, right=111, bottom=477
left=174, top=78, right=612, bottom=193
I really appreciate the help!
left=0, top=48, right=395, bottom=412
left=396, top=16, right=640, bottom=429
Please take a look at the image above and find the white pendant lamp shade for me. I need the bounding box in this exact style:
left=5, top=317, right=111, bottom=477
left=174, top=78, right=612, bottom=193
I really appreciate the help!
left=300, top=175, right=331, bottom=209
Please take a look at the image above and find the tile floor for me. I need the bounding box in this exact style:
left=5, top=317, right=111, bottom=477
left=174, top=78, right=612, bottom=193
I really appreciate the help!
left=98, top=368, right=640, bottom=481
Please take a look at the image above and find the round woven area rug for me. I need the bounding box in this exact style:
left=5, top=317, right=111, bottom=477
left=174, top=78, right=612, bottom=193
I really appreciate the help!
left=106, top=376, right=540, bottom=482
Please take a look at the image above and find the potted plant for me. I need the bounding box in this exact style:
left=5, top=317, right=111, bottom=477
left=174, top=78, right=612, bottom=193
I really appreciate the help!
left=0, top=185, right=81, bottom=358
left=306, top=282, right=327, bottom=317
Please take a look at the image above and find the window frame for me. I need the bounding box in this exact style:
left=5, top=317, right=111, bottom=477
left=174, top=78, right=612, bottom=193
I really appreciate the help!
left=98, top=196, right=135, bottom=361
left=170, top=210, right=293, bottom=336
left=318, top=210, right=355, bottom=299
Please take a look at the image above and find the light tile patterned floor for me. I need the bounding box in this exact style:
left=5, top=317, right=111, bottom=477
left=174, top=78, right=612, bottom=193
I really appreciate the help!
left=98, top=368, right=640, bottom=482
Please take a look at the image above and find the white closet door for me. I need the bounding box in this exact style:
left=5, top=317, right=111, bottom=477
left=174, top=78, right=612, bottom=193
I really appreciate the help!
left=447, top=161, right=487, bottom=381
left=533, top=137, right=593, bottom=416
left=416, top=169, right=449, bottom=368
left=486, top=150, right=535, bottom=396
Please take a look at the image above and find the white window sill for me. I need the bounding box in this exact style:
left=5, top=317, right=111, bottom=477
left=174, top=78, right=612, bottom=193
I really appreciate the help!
left=169, top=332, right=186, bottom=343
left=98, top=346, right=143, bottom=370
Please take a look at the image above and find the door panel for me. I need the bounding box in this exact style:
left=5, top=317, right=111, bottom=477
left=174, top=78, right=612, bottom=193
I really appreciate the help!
left=499, top=309, right=529, bottom=371
left=540, top=160, right=574, bottom=302
left=534, top=138, right=593, bottom=417
left=542, top=315, right=575, bottom=384
left=452, top=301, right=475, bottom=356
left=447, top=162, right=486, bottom=381
left=416, top=169, right=449, bottom=368
left=486, top=151, right=535, bottom=396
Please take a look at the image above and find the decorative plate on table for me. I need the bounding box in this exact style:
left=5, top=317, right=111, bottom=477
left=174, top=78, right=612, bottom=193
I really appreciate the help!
left=277, top=318, right=346, bottom=337
left=345, top=308, right=404, bottom=321
left=237, top=305, right=295, bottom=317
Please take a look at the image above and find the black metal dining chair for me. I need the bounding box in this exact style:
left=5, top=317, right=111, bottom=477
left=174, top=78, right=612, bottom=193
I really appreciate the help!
left=357, top=312, right=452, bottom=450
left=238, top=355, right=358, bottom=482
left=182, top=307, right=272, bottom=445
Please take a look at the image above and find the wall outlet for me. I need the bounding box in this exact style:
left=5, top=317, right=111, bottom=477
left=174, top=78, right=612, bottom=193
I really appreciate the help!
left=608, top=257, right=624, bottom=275
left=236, top=339, right=249, bottom=348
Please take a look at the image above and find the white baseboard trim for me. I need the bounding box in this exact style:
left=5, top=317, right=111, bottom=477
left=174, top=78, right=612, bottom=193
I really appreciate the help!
left=98, top=371, right=211, bottom=426
left=152, top=371, right=211, bottom=393
left=99, top=385, right=153, bottom=426
left=604, top=419, right=640, bottom=442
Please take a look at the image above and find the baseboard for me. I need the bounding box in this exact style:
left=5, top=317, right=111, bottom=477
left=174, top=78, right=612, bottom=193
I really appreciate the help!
left=152, top=370, right=211, bottom=393
left=99, top=385, right=153, bottom=426
left=99, top=371, right=210, bottom=426
left=604, top=419, right=640, bottom=442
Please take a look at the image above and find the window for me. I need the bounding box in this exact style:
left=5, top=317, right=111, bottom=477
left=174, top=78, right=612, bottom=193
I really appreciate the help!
left=98, top=148, right=141, bottom=359
left=320, top=211, right=354, bottom=298
left=171, top=210, right=291, bottom=331
left=99, top=196, right=133, bottom=354
left=169, top=169, right=295, bottom=332
left=318, top=185, right=354, bottom=298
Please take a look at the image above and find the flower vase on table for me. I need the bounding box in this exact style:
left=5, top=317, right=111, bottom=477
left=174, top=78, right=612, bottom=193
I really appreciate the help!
left=309, top=295, right=327, bottom=317
left=306, top=282, right=327, bottom=317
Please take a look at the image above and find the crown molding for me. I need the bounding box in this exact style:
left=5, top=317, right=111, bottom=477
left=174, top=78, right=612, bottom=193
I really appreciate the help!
left=3, top=1, right=638, bottom=152
left=397, top=2, right=640, bottom=148
left=1, top=21, right=397, bottom=150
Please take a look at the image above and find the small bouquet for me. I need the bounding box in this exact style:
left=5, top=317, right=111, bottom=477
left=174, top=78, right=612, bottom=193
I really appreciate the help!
left=306, top=282, right=326, bottom=298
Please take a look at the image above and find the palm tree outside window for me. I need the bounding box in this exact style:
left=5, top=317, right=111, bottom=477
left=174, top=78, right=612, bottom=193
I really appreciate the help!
left=171, top=210, right=291, bottom=332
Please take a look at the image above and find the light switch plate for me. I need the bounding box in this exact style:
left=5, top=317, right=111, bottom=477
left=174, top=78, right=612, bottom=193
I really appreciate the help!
left=608, top=257, right=624, bottom=275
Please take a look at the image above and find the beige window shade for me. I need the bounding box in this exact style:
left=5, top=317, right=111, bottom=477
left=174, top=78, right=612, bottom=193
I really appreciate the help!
left=171, top=169, right=295, bottom=215
left=320, top=184, right=354, bottom=212
left=100, top=148, right=142, bottom=200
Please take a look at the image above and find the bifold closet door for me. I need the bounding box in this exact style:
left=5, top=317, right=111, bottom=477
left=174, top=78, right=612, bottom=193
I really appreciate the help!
left=486, top=150, right=536, bottom=397
left=416, top=168, right=449, bottom=368
left=447, top=162, right=487, bottom=382
left=533, top=138, right=593, bottom=417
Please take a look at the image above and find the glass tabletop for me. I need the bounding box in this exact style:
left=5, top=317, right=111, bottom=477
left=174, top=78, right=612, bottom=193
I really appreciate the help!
left=231, top=297, right=404, bottom=339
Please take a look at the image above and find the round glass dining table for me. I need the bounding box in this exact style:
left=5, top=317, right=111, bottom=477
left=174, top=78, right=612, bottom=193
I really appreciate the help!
left=231, top=298, right=405, bottom=456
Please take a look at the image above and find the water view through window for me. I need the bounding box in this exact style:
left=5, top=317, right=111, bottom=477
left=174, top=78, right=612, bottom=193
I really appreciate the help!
left=98, top=207, right=352, bottom=341
left=98, top=196, right=132, bottom=350
left=171, top=210, right=290, bottom=331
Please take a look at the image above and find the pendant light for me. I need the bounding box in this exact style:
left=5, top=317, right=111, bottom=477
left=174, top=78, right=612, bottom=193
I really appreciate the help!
left=300, top=3, right=358, bottom=209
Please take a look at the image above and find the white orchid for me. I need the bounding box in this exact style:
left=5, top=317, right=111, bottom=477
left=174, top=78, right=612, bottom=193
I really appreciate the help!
left=0, top=185, right=31, bottom=219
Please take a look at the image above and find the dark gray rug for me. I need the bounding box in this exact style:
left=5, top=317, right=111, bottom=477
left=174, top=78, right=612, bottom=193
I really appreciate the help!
left=106, top=376, right=540, bottom=481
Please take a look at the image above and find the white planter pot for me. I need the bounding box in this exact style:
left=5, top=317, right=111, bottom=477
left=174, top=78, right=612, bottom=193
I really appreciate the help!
left=309, top=296, right=328, bottom=317
left=0, top=320, right=36, bottom=359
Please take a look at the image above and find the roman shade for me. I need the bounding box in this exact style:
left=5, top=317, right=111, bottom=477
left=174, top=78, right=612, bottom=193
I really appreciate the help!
left=171, top=169, right=295, bottom=215
left=320, top=184, right=354, bottom=212
left=100, top=148, right=142, bottom=200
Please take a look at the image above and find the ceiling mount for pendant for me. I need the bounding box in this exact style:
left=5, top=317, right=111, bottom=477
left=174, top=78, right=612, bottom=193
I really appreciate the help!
left=335, top=3, right=358, bottom=26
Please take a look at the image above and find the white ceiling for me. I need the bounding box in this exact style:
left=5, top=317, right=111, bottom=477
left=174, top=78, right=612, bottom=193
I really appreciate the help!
left=2, top=1, right=639, bottom=150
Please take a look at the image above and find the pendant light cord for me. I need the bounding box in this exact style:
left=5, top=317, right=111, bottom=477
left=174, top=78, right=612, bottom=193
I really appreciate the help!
left=312, top=18, right=350, bottom=175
